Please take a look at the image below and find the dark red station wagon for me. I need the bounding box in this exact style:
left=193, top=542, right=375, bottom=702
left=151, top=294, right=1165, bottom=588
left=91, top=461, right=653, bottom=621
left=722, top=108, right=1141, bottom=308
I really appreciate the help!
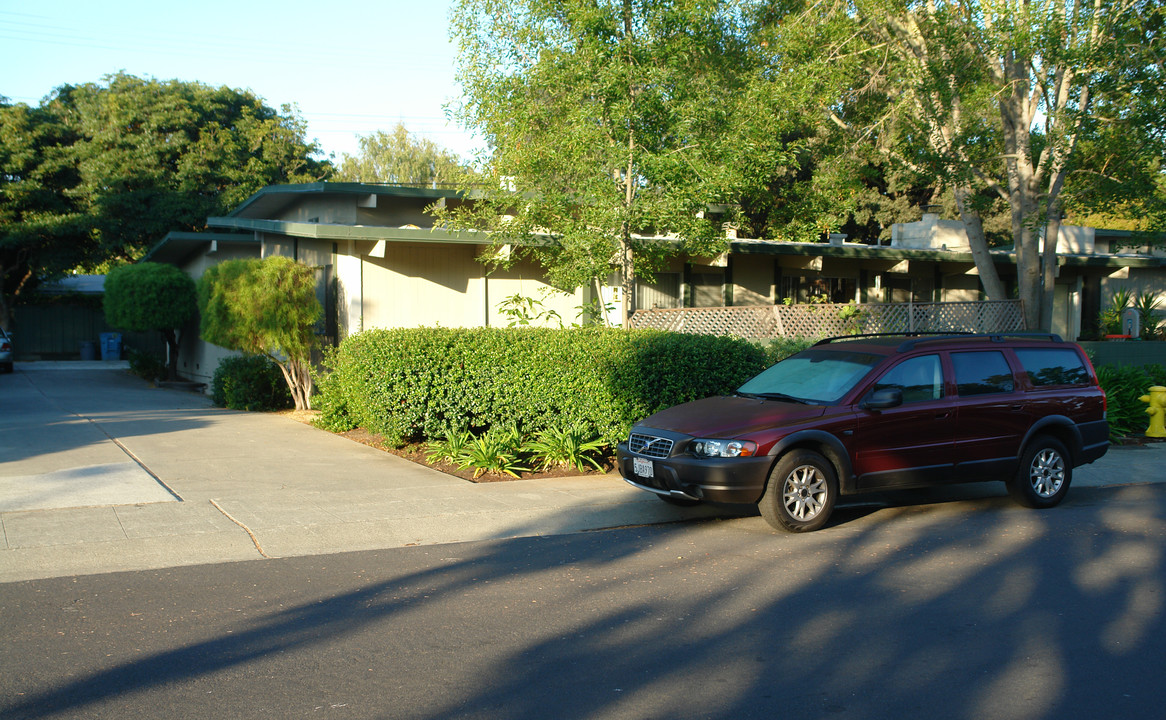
left=617, top=333, right=1110, bottom=532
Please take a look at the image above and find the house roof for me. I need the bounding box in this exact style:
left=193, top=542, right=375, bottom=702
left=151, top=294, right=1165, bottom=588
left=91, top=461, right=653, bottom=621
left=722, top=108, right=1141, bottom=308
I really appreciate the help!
left=186, top=181, right=1165, bottom=271
left=142, top=231, right=260, bottom=266
left=205, top=217, right=490, bottom=245
left=226, top=182, right=468, bottom=220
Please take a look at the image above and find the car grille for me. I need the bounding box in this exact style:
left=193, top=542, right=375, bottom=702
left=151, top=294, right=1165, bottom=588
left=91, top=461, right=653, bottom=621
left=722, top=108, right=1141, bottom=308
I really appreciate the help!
left=628, top=433, right=674, bottom=459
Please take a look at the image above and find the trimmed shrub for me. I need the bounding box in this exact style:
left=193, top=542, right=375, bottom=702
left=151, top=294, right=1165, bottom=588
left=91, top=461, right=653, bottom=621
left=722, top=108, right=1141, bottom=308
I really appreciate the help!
left=212, top=355, right=294, bottom=411
left=313, top=327, right=770, bottom=447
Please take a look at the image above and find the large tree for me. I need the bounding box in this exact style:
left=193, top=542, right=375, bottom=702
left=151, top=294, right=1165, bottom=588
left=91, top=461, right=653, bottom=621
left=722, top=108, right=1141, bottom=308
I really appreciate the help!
left=0, top=73, right=330, bottom=329
left=103, top=262, right=197, bottom=380
left=757, top=0, right=1166, bottom=329
left=443, top=0, right=758, bottom=323
left=198, top=256, right=322, bottom=411
left=334, top=123, right=468, bottom=186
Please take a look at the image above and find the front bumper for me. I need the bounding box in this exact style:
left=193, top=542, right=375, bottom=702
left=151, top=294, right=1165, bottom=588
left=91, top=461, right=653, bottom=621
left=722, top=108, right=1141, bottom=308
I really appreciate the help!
left=616, top=443, right=772, bottom=505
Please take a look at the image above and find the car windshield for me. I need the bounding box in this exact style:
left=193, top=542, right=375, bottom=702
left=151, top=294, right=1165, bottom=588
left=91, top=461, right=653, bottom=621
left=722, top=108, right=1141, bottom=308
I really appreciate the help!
left=737, top=349, right=883, bottom=404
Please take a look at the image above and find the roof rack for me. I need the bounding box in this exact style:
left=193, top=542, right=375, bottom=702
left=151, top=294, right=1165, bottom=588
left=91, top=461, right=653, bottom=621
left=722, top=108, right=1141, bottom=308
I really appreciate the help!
left=814, top=331, right=1065, bottom=352
left=814, top=332, right=971, bottom=347
left=895, top=332, right=1064, bottom=352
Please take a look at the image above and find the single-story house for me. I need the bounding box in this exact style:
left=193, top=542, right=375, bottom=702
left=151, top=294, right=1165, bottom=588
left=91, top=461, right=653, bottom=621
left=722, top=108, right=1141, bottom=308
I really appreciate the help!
left=142, top=182, right=1166, bottom=387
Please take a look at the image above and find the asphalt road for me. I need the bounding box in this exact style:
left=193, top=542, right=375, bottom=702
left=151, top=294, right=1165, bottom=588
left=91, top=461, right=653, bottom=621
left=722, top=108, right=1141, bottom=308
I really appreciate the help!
left=3, top=481, right=1164, bottom=720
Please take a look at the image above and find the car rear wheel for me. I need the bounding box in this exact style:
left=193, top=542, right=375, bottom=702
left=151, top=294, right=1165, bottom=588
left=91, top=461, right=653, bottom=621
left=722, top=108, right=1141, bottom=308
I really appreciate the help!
left=1007, top=436, right=1072, bottom=509
left=759, top=450, right=838, bottom=533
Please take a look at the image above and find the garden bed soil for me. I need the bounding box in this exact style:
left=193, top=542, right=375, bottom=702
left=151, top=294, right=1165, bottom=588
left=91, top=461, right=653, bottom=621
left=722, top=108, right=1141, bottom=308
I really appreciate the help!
left=276, top=410, right=615, bottom=483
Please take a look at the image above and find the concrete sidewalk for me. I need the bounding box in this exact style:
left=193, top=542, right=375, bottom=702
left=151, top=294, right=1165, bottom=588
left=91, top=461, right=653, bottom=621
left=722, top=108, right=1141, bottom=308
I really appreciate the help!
left=2, top=362, right=1163, bottom=583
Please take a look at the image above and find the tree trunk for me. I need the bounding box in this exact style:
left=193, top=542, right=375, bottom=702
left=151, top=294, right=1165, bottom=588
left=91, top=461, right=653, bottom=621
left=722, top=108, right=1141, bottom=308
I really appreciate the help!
left=998, top=53, right=1043, bottom=330
left=1040, top=200, right=1065, bottom=333
left=275, top=357, right=313, bottom=411
left=952, top=186, right=1006, bottom=301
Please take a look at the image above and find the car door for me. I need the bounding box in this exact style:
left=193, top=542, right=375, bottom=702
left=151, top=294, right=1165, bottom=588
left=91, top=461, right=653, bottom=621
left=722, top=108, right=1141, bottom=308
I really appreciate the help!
left=851, top=353, right=956, bottom=490
left=950, top=350, right=1029, bottom=480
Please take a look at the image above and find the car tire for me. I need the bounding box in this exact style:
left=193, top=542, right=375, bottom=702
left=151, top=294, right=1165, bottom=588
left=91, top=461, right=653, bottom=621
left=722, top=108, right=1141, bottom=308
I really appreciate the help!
left=658, top=495, right=702, bottom=507
left=759, top=450, right=838, bottom=533
left=1007, top=436, right=1072, bottom=509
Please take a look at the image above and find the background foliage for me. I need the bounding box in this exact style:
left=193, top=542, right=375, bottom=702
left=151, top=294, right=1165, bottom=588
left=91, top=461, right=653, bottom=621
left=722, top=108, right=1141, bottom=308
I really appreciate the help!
left=0, top=72, right=329, bottom=328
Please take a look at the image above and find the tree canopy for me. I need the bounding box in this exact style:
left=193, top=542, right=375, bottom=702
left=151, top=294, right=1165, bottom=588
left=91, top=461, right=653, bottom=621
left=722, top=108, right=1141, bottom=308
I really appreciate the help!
left=0, top=73, right=330, bottom=329
left=444, top=0, right=1164, bottom=326
left=197, top=256, right=322, bottom=410
left=748, top=0, right=1166, bottom=327
left=103, top=262, right=197, bottom=380
left=334, top=123, right=468, bottom=186
left=443, top=0, right=762, bottom=322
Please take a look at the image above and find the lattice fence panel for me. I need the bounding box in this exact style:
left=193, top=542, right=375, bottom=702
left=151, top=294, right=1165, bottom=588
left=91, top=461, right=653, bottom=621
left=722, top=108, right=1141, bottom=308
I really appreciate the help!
left=628, top=300, right=1026, bottom=340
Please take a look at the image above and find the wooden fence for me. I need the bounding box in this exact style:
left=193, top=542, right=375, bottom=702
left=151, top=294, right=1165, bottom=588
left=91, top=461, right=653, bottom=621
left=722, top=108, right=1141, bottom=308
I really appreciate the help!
left=628, top=300, right=1026, bottom=340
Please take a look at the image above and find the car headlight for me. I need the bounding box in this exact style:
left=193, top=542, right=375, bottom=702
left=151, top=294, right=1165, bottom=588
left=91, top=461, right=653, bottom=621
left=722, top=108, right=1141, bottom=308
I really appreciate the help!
left=690, top=439, right=757, bottom=458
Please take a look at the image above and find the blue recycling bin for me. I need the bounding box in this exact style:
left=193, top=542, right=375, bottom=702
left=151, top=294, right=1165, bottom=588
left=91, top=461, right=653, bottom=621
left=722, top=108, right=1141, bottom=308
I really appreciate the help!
left=99, top=332, right=122, bottom=361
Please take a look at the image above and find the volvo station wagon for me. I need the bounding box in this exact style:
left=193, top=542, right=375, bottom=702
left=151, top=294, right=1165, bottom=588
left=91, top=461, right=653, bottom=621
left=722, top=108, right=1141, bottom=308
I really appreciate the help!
left=617, top=333, right=1109, bottom=532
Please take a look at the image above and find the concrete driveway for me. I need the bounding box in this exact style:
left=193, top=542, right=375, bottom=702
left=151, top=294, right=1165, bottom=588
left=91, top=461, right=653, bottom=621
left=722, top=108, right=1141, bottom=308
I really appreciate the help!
left=2, top=363, right=731, bottom=582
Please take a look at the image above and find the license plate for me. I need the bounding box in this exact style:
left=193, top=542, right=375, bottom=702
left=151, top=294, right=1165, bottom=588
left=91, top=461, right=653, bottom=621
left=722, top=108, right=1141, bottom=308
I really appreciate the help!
left=633, top=456, right=654, bottom=478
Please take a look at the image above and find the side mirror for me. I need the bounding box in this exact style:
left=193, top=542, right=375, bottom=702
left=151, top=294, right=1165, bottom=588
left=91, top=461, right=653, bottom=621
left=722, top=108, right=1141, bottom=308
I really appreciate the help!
left=862, top=387, right=903, bottom=410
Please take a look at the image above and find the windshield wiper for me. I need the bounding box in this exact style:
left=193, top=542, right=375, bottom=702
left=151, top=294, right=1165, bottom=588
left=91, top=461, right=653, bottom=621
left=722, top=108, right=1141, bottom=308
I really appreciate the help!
left=757, top=392, right=812, bottom=404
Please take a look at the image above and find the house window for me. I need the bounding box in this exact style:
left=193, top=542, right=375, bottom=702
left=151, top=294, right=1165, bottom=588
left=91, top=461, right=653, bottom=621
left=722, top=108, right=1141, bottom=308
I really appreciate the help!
left=781, top=275, right=856, bottom=304
left=636, top=273, right=681, bottom=310
left=690, top=268, right=726, bottom=307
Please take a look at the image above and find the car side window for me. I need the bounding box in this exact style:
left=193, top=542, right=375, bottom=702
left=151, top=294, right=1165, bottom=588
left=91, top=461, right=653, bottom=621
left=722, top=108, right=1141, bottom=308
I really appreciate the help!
left=1014, top=348, right=1090, bottom=387
left=952, top=351, right=1015, bottom=396
left=872, top=355, right=944, bottom=404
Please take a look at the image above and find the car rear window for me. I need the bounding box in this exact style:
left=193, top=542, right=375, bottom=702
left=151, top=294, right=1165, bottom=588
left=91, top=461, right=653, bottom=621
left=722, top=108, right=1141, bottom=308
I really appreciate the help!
left=1014, top=348, right=1090, bottom=387
left=952, top=351, right=1015, bottom=396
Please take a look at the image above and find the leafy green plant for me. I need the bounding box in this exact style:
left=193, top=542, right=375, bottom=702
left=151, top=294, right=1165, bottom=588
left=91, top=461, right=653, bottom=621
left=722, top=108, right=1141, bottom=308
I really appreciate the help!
left=455, top=425, right=529, bottom=479
left=212, top=354, right=293, bottom=412
left=497, top=292, right=564, bottom=328
left=1096, top=363, right=1166, bottom=440
left=1134, top=291, right=1162, bottom=339
left=1099, top=288, right=1134, bottom=335
left=425, top=426, right=474, bottom=464
left=838, top=302, right=866, bottom=335
left=527, top=425, right=608, bottom=472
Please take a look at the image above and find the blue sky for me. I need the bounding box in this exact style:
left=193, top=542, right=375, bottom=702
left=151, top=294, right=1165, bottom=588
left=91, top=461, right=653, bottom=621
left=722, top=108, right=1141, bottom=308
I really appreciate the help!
left=0, top=0, right=480, bottom=161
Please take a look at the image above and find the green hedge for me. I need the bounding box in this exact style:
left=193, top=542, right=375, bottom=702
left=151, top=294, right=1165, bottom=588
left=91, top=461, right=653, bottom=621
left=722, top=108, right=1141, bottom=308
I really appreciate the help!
left=313, top=327, right=773, bottom=447
left=1096, top=363, right=1166, bottom=440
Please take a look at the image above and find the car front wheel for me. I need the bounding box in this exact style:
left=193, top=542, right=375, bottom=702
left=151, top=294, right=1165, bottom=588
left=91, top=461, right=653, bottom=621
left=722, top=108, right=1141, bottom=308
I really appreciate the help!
left=1007, top=436, right=1072, bottom=509
left=759, top=450, right=838, bottom=533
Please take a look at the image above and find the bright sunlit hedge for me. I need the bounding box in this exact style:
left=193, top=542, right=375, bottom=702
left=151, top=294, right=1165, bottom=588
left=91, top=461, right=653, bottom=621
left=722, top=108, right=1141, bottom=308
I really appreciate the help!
left=312, top=327, right=772, bottom=448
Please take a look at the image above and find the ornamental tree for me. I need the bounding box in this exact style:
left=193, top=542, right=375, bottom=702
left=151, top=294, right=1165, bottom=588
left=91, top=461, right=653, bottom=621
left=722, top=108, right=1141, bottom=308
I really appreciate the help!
left=103, top=262, right=197, bottom=380
left=197, top=256, right=322, bottom=410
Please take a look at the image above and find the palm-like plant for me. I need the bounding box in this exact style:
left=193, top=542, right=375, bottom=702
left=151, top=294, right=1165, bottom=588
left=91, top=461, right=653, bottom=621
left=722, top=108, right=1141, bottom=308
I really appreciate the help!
left=527, top=425, right=607, bottom=472
left=1134, top=291, right=1162, bottom=339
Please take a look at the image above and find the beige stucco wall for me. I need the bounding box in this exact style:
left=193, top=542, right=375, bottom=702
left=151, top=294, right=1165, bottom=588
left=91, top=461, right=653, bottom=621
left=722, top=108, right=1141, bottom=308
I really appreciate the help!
left=733, top=255, right=774, bottom=305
